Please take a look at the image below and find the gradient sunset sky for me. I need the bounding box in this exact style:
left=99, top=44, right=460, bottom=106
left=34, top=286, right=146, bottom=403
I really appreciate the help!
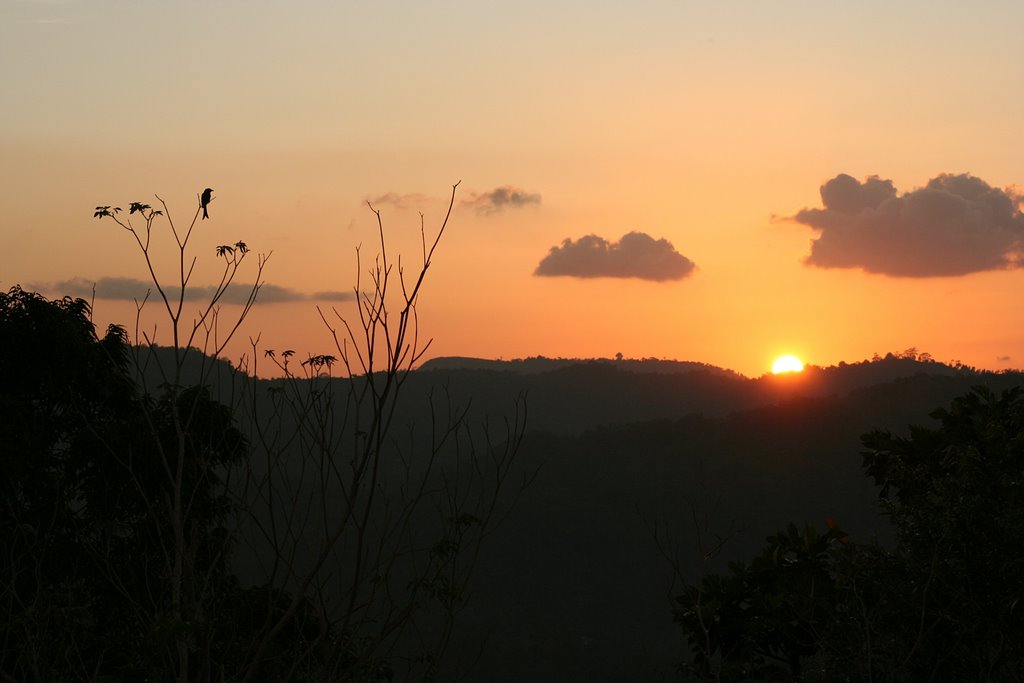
left=3, top=1, right=1023, bottom=377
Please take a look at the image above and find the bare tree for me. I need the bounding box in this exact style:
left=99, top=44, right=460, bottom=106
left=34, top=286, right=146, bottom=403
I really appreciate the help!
left=80, top=183, right=528, bottom=681
left=235, top=182, right=528, bottom=681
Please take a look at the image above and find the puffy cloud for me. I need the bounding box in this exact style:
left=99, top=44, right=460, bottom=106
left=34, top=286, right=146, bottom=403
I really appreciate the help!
left=792, top=173, right=1024, bottom=277
left=463, top=186, right=541, bottom=214
left=39, top=277, right=353, bottom=304
left=535, top=231, right=696, bottom=281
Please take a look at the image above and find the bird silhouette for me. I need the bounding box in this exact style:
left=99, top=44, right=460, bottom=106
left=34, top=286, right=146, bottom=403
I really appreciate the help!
left=200, top=188, right=214, bottom=219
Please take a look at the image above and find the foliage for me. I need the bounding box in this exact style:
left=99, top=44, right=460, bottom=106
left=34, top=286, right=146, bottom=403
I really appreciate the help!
left=0, top=286, right=267, bottom=680
left=674, top=522, right=849, bottom=680
left=859, top=387, right=1024, bottom=680
left=0, top=287, right=131, bottom=679
left=675, top=387, right=1024, bottom=681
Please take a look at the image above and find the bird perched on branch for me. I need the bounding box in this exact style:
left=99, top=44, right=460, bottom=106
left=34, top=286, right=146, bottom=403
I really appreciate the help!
left=200, top=188, right=214, bottom=220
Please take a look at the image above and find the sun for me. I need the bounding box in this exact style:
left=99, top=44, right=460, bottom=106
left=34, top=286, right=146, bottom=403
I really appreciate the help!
left=772, top=355, right=805, bottom=374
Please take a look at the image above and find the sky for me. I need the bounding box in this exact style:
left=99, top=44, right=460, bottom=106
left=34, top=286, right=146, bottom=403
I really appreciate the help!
left=3, top=0, right=1024, bottom=377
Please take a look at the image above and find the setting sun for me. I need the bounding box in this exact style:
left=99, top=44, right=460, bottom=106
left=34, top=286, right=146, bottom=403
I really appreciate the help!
left=772, top=355, right=805, bottom=374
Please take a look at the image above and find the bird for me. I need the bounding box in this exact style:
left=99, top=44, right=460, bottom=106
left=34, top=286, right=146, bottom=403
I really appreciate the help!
left=200, top=188, right=214, bottom=219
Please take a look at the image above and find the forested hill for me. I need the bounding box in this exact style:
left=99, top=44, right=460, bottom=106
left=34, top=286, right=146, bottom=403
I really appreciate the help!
left=431, top=361, right=1024, bottom=680
left=136, top=347, right=1022, bottom=436
left=404, top=354, right=1017, bottom=434
left=418, top=355, right=743, bottom=378
left=125, top=346, right=1024, bottom=680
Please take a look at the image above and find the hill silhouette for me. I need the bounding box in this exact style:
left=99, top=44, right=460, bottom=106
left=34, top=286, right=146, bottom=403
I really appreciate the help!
left=432, top=364, right=1023, bottom=680
left=126, top=346, right=1023, bottom=679
left=137, top=348, right=1002, bottom=436
left=419, top=355, right=743, bottom=378
left=406, top=353, right=996, bottom=435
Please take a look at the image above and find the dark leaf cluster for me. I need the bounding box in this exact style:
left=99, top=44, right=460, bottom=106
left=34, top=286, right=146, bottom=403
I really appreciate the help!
left=676, top=387, right=1024, bottom=680
left=0, top=287, right=339, bottom=680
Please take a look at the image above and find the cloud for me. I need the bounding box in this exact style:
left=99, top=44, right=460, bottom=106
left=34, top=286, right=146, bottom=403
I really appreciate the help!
left=310, top=290, right=354, bottom=301
left=463, top=186, right=541, bottom=214
left=368, top=186, right=541, bottom=215
left=38, top=277, right=354, bottom=304
left=255, top=285, right=353, bottom=303
left=535, top=231, right=696, bottom=281
left=366, top=192, right=431, bottom=210
left=791, top=173, right=1024, bottom=277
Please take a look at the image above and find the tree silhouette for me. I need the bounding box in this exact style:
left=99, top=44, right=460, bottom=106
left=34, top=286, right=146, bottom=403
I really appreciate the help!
left=674, top=387, right=1024, bottom=680
left=1, top=182, right=528, bottom=681
left=236, top=182, right=528, bottom=681
left=0, top=287, right=267, bottom=680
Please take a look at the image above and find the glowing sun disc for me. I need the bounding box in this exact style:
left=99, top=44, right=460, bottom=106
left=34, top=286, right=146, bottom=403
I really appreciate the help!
left=772, top=355, right=805, bottom=374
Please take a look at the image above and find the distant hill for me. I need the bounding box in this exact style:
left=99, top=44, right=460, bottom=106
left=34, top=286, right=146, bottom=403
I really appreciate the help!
left=132, top=347, right=1021, bottom=436
left=129, top=344, right=243, bottom=392
left=440, top=366, right=1024, bottom=681
left=406, top=354, right=1011, bottom=435
left=119, top=345, right=1024, bottom=680
left=750, top=355, right=978, bottom=402
left=419, top=355, right=744, bottom=378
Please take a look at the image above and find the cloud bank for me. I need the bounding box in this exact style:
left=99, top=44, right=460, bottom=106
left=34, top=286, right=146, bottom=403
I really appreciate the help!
left=792, top=173, right=1024, bottom=277
left=40, top=277, right=353, bottom=305
left=463, top=186, right=541, bottom=214
left=535, top=231, right=696, bottom=281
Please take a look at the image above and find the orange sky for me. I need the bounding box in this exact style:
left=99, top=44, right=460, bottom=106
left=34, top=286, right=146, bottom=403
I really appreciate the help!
left=3, top=2, right=1024, bottom=377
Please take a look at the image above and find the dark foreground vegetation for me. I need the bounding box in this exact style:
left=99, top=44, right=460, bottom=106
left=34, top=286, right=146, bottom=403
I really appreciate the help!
left=3, top=188, right=528, bottom=681
left=6, top=285, right=1023, bottom=680
left=674, top=387, right=1024, bottom=680
left=0, top=284, right=527, bottom=681
left=4, top=190, right=1023, bottom=680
